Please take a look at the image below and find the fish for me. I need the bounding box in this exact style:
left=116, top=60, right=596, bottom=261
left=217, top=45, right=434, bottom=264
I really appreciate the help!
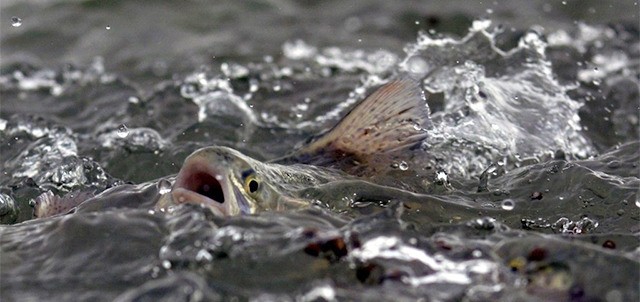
left=33, top=190, right=95, bottom=218
left=156, top=78, right=435, bottom=216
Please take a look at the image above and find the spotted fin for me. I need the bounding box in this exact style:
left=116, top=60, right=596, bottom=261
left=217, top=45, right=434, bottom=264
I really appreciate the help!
left=33, top=190, right=94, bottom=218
left=295, top=79, right=431, bottom=166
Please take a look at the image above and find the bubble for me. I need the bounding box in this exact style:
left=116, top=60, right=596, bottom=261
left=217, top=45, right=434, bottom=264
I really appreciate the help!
left=11, top=16, right=22, bottom=27
left=501, top=199, right=515, bottom=211
left=162, top=260, right=172, bottom=269
left=635, top=198, right=640, bottom=208
left=116, top=124, right=129, bottom=138
left=157, top=179, right=172, bottom=195
left=607, top=161, right=621, bottom=169
left=398, top=161, right=409, bottom=171
left=151, top=266, right=160, bottom=278
left=105, top=25, right=111, bottom=30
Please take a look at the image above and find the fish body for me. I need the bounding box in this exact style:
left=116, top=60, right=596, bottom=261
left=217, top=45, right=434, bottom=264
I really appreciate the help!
left=157, top=78, right=435, bottom=215
left=32, top=79, right=433, bottom=218
left=155, top=146, right=350, bottom=216
left=33, top=190, right=94, bottom=218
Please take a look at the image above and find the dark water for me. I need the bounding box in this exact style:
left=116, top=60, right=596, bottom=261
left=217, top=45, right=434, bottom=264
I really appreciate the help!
left=1, top=1, right=639, bottom=301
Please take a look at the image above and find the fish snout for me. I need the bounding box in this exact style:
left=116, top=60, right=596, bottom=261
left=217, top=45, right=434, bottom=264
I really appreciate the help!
left=164, top=154, right=232, bottom=216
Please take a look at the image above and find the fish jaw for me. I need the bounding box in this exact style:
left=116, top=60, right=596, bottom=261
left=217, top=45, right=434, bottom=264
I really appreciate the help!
left=156, top=149, right=252, bottom=216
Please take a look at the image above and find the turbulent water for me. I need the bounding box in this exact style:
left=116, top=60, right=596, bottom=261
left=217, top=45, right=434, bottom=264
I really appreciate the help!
left=1, top=1, right=639, bottom=301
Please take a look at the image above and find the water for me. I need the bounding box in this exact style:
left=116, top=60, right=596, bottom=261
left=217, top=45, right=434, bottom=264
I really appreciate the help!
left=1, top=1, right=639, bottom=301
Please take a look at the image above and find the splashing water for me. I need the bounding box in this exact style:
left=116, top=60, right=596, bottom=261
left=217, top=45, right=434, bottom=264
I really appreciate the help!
left=0, top=2, right=638, bottom=301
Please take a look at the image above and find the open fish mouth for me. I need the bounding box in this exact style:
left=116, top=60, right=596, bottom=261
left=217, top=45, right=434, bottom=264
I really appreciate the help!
left=170, top=157, right=230, bottom=216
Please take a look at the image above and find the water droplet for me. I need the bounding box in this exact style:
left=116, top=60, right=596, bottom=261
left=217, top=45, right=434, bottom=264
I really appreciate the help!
left=105, top=25, right=111, bottom=30
left=406, top=56, right=429, bottom=74
left=157, top=179, right=172, bottom=195
left=635, top=198, right=640, bottom=208
left=128, top=96, right=140, bottom=104
left=195, top=249, right=213, bottom=262
left=162, top=260, right=172, bottom=269
left=486, top=8, right=494, bottom=14
left=414, top=20, right=420, bottom=25
left=398, top=161, right=409, bottom=171
left=435, top=171, right=448, bottom=184
left=282, top=39, right=317, bottom=60
left=472, top=250, right=483, bottom=257
left=273, top=83, right=281, bottom=91
left=501, top=199, right=515, bottom=211
left=11, top=16, right=22, bottom=27
left=116, top=124, right=129, bottom=138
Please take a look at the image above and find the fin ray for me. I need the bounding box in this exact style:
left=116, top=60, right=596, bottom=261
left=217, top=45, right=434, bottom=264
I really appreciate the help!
left=298, top=79, right=431, bottom=161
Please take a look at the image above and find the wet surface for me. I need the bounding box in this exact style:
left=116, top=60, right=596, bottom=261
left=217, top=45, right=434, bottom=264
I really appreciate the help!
left=1, top=1, right=639, bottom=301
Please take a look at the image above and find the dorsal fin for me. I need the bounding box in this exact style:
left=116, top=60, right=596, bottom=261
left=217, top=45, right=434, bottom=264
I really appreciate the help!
left=295, top=79, right=431, bottom=165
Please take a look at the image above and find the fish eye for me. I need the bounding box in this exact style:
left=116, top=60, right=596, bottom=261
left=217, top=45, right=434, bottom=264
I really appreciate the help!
left=244, top=175, right=260, bottom=194
left=248, top=179, right=259, bottom=193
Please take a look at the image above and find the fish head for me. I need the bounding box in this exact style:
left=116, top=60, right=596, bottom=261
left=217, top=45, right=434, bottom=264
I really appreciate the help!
left=156, top=146, right=282, bottom=216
